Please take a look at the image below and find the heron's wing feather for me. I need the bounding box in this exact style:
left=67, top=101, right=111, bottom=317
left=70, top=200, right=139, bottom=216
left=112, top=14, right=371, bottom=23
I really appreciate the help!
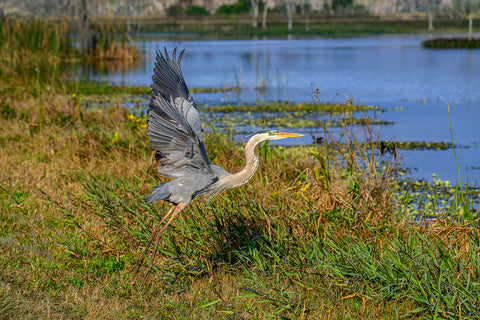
left=151, top=47, right=190, bottom=103
left=149, top=48, right=203, bottom=133
left=148, top=48, right=212, bottom=174
left=147, top=97, right=213, bottom=179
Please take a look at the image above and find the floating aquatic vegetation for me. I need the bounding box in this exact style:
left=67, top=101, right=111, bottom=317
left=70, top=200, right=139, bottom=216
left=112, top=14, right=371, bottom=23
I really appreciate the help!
left=191, top=86, right=240, bottom=93
left=199, top=101, right=384, bottom=131
left=76, top=91, right=384, bottom=132
left=202, top=110, right=389, bottom=131
left=394, top=174, right=480, bottom=218
left=422, top=37, right=480, bottom=49
left=201, top=101, right=379, bottom=113
left=378, top=141, right=454, bottom=151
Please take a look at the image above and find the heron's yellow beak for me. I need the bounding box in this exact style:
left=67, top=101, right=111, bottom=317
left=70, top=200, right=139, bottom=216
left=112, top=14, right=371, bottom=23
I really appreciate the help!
left=276, top=132, right=304, bottom=138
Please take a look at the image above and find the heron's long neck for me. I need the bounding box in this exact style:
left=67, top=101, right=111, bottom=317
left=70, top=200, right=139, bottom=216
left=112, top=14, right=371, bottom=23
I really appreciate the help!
left=231, top=135, right=263, bottom=187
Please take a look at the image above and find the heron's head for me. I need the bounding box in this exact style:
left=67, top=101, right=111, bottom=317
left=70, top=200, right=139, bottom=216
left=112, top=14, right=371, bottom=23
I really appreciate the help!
left=253, top=129, right=304, bottom=142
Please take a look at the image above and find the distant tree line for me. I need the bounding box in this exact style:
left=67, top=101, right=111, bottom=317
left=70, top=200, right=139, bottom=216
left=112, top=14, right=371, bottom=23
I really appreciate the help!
left=1, top=0, right=479, bottom=32
left=2, top=0, right=479, bottom=18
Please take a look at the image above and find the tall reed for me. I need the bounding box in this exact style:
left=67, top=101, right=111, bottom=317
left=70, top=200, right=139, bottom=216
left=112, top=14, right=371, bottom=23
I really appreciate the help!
left=0, top=17, right=139, bottom=95
left=0, top=18, right=72, bottom=92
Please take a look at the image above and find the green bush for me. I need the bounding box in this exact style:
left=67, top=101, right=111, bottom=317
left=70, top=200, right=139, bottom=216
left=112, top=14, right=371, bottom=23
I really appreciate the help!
left=185, top=5, right=210, bottom=16
left=215, top=0, right=250, bottom=15
left=167, top=5, right=183, bottom=16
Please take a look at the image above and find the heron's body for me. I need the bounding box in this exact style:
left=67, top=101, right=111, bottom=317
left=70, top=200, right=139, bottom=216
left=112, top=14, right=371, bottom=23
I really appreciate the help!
left=145, top=131, right=265, bottom=205
left=137, top=48, right=302, bottom=278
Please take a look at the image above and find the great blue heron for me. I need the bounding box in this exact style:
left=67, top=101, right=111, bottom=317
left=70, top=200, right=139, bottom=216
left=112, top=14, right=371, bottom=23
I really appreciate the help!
left=137, top=48, right=303, bottom=276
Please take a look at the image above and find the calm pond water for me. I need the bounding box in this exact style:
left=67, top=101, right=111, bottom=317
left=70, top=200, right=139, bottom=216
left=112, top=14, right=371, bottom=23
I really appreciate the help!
left=79, top=34, right=480, bottom=184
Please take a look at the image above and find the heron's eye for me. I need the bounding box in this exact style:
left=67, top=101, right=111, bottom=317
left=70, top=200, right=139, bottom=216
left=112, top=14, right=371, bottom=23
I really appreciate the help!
left=268, top=131, right=276, bottom=136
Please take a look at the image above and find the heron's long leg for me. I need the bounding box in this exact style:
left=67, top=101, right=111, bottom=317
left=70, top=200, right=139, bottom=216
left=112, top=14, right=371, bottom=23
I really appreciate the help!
left=143, top=203, right=186, bottom=283
left=134, top=205, right=176, bottom=274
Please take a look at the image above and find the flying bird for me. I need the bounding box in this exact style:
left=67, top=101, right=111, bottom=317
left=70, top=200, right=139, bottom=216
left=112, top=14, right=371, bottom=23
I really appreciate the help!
left=137, top=47, right=303, bottom=276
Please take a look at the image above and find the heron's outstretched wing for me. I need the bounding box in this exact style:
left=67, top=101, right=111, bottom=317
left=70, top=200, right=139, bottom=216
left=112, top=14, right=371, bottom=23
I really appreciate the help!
left=151, top=47, right=190, bottom=102
left=148, top=48, right=213, bottom=178
left=148, top=97, right=213, bottom=178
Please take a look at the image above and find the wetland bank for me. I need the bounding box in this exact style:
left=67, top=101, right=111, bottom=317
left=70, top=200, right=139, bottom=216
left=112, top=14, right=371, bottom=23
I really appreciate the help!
left=1, top=18, right=480, bottom=319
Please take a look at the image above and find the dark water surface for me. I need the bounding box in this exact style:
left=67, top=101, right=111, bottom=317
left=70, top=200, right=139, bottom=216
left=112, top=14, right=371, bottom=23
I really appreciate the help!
left=79, top=34, right=480, bottom=184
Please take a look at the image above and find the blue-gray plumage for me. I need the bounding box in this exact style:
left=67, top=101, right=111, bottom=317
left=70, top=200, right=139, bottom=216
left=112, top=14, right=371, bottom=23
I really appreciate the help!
left=137, top=48, right=303, bottom=278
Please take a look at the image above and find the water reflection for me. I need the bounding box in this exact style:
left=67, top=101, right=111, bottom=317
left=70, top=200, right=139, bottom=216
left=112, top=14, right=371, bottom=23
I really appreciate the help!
left=78, top=58, right=142, bottom=78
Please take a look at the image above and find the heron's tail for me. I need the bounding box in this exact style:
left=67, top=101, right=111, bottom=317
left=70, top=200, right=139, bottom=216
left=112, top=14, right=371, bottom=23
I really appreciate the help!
left=145, top=182, right=170, bottom=204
